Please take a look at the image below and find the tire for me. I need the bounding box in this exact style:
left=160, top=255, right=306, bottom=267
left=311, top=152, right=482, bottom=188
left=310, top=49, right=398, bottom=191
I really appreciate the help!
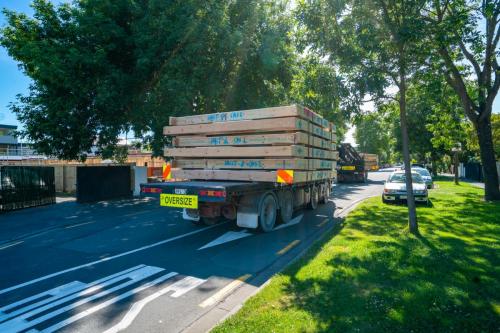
left=307, top=186, right=319, bottom=210
left=382, top=196, right=388, bottom=204
left=259, top=194, right=277, bottom=232
left=278, top=190, right=294, bottom=223
left=318, top=182, right=328, bottom=204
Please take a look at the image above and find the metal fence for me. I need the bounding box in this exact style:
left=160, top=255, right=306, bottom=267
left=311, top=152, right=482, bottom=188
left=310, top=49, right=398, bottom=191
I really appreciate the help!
left=76, top=166, right=132, bottom=203
left=0, top=166, right=56, bottom=212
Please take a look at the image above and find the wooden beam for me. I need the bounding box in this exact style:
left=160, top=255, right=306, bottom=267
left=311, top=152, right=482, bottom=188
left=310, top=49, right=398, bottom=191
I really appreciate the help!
left=169, top=104, right=332, bottom=129
left=173, top=158, right=334, bottom=170
left=171, top=169, right=335, bottom=183
left=165, top=145, right=336, bottom=159
left=164, top=117, right=333, bottom=140
left=173, top=132, right=335, bottom=150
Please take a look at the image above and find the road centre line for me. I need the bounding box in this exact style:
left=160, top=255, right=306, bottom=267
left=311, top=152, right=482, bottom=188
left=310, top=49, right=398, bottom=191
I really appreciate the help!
left=276, top=240, right=301, bottom=255
left=0, top=222, right=227, bottom=295
left=199, top=274, right=252, bottom=308
left=316, top=218, right=329, bottom=228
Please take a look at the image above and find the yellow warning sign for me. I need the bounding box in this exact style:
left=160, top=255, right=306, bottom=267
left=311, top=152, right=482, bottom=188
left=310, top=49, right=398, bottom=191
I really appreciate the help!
left=163, top=163, right=172, bottom=180
left=277, top=169, right=294, bottom=184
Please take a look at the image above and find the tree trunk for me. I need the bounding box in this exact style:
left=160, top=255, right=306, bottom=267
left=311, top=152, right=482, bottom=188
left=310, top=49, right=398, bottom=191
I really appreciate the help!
left=476, top=116, right=500, bottom=201
left=398, top=60, right=419, bottom=234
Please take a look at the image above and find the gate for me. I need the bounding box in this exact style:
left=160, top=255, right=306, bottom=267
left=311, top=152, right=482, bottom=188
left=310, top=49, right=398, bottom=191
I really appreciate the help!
left=76, top=166, right=132, bottom=203
left=464, top=163, right=483, bottom=182
left=0, top=166, right=56, bottom=212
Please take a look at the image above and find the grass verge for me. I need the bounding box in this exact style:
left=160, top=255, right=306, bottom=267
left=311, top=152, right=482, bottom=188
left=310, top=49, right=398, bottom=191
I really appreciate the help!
left=213, top=180, right=500, bottom=333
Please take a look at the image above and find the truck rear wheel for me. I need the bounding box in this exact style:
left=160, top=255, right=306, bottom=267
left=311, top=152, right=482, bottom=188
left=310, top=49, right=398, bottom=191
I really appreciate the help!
left=307, top=186, right=319, bottom=210
left=259, top=194, right=277, bottom=232
left=278, top=190, right=293, bottom=223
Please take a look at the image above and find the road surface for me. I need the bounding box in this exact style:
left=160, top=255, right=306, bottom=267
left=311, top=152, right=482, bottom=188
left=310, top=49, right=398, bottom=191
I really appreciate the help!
left=0, top=172, right=390, bottom=333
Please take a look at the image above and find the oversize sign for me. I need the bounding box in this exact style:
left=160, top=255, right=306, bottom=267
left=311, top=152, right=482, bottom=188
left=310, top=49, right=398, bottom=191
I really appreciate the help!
left=160, top=193, right=198, bottom=209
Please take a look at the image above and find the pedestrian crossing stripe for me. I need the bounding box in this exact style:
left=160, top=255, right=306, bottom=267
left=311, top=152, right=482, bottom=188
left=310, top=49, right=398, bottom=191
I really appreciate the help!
left=0, top=265, right=206, bottom=333
left=277, top=169, right=294, bottom=184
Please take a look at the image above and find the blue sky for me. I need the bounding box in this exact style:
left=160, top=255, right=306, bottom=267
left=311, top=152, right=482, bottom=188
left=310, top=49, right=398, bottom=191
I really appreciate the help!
left=0, top=1, right=498, bottom=130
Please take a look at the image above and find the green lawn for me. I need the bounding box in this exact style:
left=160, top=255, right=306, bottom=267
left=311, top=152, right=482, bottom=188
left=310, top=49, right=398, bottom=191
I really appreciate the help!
left=213, top=181, right=500, bottom=333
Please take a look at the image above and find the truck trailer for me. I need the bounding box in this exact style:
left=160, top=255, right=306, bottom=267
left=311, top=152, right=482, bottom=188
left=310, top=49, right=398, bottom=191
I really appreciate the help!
left=141, top=105, right=337, bottom=232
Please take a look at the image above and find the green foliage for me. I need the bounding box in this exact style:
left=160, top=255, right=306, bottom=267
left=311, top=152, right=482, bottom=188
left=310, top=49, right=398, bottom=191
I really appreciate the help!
left=0, top=0, right=298, bottom=160
left=289, top=56, right=350, bottom=139
left=354, top=110, right=394, bottom=164
left=213, top=181, right=500, bottom=333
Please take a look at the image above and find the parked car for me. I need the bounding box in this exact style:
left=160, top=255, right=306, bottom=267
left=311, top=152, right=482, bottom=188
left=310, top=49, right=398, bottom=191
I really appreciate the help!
left=412, top=167, right=433, bottom=189
left=382, top=171, right=429, bottom=205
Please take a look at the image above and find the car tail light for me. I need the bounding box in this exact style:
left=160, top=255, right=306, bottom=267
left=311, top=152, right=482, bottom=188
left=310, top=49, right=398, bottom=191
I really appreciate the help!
left=142, top=187, right=162, bottom=193
left=199, top=190, right=226, bottom=197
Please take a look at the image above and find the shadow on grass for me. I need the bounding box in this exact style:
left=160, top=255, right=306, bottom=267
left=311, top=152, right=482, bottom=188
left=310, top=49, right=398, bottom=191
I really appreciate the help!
left=276, top=181, right=500, bottom=333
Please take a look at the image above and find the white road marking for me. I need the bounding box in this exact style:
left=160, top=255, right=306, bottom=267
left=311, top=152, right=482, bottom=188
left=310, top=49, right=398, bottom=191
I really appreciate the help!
left=0, top=222, right=227, bottom=295
left=41, top=272, right=179, bottom=333
left=0, top=241, right=24, bottom=251
left=198, top=230, right=251, bottom=250
left=168, top=276, right=206, bottom=298
left=273, top=214, right=303, bottom=230
left=199, top=274, right=251, bottom=308
left=0, top=265, right=165, bottom=332
left=103, top=276, right=206, bottom=333
left=0, top=265, right=145, bottom=323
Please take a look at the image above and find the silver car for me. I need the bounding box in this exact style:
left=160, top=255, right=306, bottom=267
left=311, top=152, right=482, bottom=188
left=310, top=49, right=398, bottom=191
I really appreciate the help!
left=412, top=167, right=433, bottom=189
left=382, top=171, right=429, bottom=205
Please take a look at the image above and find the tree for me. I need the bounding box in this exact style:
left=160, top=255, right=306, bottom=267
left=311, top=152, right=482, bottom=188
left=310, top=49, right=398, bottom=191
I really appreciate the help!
left=298, top=0, right=428, bottom=234
left=289, top=56, right=350, bottom=139
left=1, top=0, right=297, bottom=160
left=423, top=0, right=500, bottom=200
left=354, top=111, right=393, bottom=164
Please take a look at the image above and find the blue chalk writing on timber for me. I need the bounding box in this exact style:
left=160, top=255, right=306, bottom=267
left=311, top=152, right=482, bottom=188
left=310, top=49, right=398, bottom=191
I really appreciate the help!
left=210, top=136, right=229, bottom=145
left=232, top=136, right=247, bottom=144
left=223, top=160, right=263, bottom=168
left=208, top=113, right=228, bottom=122
left=229, top=111, right=244, bottom=120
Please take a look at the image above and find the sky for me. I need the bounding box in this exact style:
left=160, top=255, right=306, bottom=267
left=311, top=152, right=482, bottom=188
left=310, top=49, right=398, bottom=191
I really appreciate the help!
left=0, top=1, right=498, bottom=146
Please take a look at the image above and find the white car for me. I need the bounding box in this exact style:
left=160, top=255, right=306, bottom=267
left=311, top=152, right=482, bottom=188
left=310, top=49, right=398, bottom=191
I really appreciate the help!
left=412, top=167, right=433, bottom=189
left=382, top=171, right=429, bottom=205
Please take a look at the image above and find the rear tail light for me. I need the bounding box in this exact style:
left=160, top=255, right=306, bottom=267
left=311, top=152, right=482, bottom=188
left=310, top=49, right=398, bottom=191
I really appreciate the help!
left=142, top=187, right=162, bottom=193
left=199, top=190, right=226, bottom=197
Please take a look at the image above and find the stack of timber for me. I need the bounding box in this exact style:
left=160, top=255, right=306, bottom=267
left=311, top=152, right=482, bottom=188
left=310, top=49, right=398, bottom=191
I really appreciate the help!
left=360, top=153, right=379, bottom=171
left=163, top=105, right=338, bottom=183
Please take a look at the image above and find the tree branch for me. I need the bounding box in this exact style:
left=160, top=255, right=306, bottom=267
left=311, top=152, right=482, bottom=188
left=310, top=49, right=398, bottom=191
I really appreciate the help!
left=439, top=46, right=479, bottom=122
left=458, top=39, right=482, bottom=79
left=482, top=68, right=500, bottom=121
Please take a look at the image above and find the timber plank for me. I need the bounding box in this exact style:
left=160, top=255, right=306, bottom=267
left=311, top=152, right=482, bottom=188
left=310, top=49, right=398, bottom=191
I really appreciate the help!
left=171, top=169, right=334, bottom=183
left=169, top=104, right=332, bottom=129
left=173, top=158, right=334, bottom=170
left=164, top=117, right=333, bottom=140
left=173, top=132, right=335, bottom=150
left=165, top=145, right=335, bottom=159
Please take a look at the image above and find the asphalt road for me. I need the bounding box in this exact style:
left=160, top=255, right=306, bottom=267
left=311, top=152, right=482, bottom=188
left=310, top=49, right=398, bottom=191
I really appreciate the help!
left=0, top=171, right=390, bottom=333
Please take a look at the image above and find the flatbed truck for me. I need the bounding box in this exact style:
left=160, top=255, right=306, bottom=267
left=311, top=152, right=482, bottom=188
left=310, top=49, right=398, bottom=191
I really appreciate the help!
left=141, top=178, right=331, bottom=232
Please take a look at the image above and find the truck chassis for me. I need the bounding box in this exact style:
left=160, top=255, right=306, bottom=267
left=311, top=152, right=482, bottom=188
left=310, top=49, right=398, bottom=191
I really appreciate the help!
left=142, top=179, right=331, bottom=232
